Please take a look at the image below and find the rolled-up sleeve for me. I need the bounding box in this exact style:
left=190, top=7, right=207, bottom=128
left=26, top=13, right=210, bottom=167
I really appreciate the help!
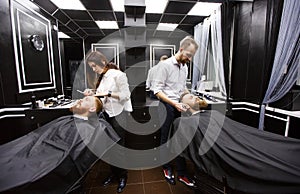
left=117, top=73, right=131, bottom=102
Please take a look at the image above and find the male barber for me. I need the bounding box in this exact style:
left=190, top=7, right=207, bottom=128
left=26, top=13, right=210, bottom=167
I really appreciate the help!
left=151, top=36, right=198, bottom=188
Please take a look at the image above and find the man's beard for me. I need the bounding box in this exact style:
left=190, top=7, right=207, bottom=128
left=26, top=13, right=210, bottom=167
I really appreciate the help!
left=70, top=105, right=86, bottom=114
left=180, top=58, right=189, bottom=64
left=190, top=103, right=200, bottom=111
left=198, top=98, right=208, bottom=109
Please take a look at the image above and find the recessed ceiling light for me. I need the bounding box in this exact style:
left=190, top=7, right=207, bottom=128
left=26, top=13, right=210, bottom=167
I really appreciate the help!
left=156, top=23, right=178, bottom=31
left=50, top=0, right=86, bottom=10
left=58, top=32, right=70, bottom=39
left=188, top=2, right=221, bottom=16
left=110, top=0, right=125, bottom=12
left=96, top=21, right=119, bottom=29
left=145, top=0, right=168, bottom=14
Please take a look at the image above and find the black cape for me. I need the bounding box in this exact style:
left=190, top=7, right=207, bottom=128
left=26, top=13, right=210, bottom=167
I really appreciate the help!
left=171, top=110, right=300, bottom=194
left=0, top=115, right=120, bottom=193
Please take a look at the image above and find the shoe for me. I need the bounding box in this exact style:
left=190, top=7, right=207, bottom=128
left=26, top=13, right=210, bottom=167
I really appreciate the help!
left=102, top=174, right=115, bottom=187
left=163, top=168, right=176, bottom=185
left=178, top=175, right=197, bottom=188
left=117, top=177, right=127, bottom=193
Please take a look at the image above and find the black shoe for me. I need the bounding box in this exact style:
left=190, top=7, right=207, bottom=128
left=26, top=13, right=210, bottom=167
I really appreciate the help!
left=117, top=177, right=127, bottom=193
left=163, top=168, right=176, bottom=185
left=102, top=174, right=115, bottom=187
left=178, top=175, right=197, bottom=189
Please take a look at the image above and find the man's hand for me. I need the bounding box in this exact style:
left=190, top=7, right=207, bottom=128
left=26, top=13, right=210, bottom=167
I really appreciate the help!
left=174, top=103, right=190, bottom=112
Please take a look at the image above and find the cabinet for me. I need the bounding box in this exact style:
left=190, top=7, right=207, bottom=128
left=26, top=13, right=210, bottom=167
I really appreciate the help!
left=0, top=107, right=71, bottom=144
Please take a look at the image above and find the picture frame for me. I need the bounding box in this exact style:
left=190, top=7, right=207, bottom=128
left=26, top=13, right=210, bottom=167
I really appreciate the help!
left=91, top=43, right=119, bottom=68
left=150, top=44, right=175, bottom=68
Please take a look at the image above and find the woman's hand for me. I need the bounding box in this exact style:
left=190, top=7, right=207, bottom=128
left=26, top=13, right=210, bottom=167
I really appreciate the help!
left=83, top=89, right=95, bottom=96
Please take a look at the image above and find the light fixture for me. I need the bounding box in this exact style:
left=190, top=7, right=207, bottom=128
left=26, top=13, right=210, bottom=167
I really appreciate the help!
left=96, top=21, right=119, bottom=29
left=50, top=0, right=86, bottom=10
left=110, top=0, right=125, bottom=12
left=145, top=0, right=168, bottom=14
left=58, top=32, right=70, bottom=39
left=156, top=23, right=178, bottom=31
left=29, top=35, right=44, bottom=51
left=188, top=2, right=221, bottom=16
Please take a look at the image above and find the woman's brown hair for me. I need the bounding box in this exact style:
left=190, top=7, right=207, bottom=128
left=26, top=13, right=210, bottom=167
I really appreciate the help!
left=86, top=51, right=119, bottom=88
left=85, top=51, right=108, bottom=68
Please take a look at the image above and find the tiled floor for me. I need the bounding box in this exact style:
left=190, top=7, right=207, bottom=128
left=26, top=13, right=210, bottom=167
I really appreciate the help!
left=81, top=160, right=197, bottom=194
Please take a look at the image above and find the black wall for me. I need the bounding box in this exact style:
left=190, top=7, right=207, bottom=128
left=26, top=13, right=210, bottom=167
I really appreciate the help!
left=0, top=0, right=13, bottom=106
left=0, top=0, right=62, bottom=106
left=230, top=0, right=283, bottom=104
left=59, top=39, right=84, bottom=97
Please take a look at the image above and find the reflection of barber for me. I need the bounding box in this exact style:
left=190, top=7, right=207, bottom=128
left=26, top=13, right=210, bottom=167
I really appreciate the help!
left=84, top=51, right=132, bottom=193
left=146, top=55, right=168, bottom=99
left=151, top=36, right=198, bottom=188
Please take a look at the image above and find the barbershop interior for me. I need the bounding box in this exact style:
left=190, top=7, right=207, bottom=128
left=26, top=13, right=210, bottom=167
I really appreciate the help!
left=0, top=0, right=299, bottom=193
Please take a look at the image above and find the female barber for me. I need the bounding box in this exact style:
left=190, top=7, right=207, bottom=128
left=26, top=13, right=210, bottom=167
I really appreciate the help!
left=84, top=51, right=132, bottom=193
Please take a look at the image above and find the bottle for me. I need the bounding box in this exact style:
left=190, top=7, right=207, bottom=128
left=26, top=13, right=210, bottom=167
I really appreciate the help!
left=31, top=95, right=37, bottom=109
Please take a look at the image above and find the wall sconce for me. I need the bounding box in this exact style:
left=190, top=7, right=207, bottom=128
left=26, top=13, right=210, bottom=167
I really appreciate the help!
left=29, top=34, right=44, bottom=51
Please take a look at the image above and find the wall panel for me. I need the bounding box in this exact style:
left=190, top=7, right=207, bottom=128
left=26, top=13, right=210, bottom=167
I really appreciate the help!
left=0, top=0, right=62, bottom=105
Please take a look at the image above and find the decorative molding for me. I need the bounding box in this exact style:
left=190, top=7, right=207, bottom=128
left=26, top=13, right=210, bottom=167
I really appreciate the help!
left=11, top=0, right=56, bottom=93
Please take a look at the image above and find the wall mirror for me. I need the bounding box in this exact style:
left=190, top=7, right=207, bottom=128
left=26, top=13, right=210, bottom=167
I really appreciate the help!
left=150, top=44, right=175, bottom=68
left=91, top=43, right=119, bottom=67
left=11, top=0, right=55, bottom=93
left=150, top=44, right=192, bottom=82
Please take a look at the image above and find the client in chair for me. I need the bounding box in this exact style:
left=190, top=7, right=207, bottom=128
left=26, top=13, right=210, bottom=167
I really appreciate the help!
left=0, top=96, right=120, bottom=193
left=171, top=93, right=300, bottom=194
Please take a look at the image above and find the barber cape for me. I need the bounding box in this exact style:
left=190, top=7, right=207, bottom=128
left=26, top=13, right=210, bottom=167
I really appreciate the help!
left=171, top=110, right=300, bottom=194
left=0, top=115, right=120, bottom=193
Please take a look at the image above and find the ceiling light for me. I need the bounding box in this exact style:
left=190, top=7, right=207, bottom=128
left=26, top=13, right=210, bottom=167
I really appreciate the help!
left=58, top=32, right=70, bottom=39
left=188, top=2, right=221, bottom=16
left=110, top=0, right=125, bottom=12
left=96, top=21, right=119, bottom=29
left=145, top=0, right=168, bottom=14
left=50, top=0, right=86, bottom=10
left=156, top=23, right=178, bottom=31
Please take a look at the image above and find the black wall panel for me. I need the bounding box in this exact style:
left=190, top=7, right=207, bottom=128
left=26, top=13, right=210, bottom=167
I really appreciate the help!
left=231, top=2, right=252, bottom=100
left=0, top=0, right=62, bottom=106
left=221, top=2, right=235, bottom=97
left=0, top=0, right=18, bottom=106
left=126, top=47, right=147, bottom=105
left=246, top=0, right=268, bottom=102
left=230, top=0, right=283, bottom=104
left=60, top=39, right=84, bottom=89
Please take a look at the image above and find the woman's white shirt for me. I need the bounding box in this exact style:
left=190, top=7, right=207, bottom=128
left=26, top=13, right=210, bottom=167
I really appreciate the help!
left=96, top=69, right=132, bottom=117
